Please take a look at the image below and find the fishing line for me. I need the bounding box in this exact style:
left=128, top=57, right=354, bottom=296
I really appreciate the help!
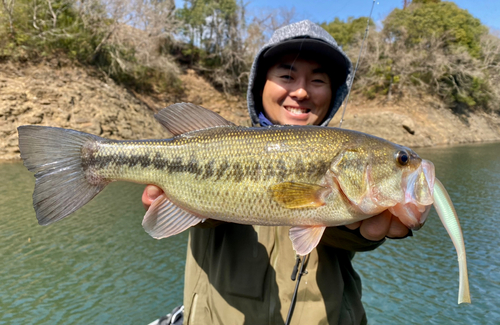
left=285, top=7, right=376, bottom=321
left=338, top=0, right=377, bottom=128
left=286, top=36, right=307, bottom=82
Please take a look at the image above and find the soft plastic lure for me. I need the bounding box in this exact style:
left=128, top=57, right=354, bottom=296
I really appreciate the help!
left=433, top=178, right=471, bottom=304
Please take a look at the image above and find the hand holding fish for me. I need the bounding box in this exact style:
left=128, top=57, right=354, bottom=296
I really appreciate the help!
left=142, top=185, right=163, bottom=210
left=344, top=210, right=410, bottom=241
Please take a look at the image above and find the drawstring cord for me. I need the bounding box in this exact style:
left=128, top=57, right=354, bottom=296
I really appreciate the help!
left=285, top=254, right=309, bottom=325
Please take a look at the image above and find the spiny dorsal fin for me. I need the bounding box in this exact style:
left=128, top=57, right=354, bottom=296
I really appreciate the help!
left=270, top=182, right=330, bottom=209
left=154, top=103, right=235, bottom=136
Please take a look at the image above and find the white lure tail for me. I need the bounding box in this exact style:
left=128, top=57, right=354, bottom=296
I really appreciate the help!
left=433, top=178, right=471, bottom=304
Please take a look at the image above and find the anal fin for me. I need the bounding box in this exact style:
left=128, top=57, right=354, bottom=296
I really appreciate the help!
left=142, top=193, right=204, bottom=239
left=289, top=226, right=327, bottom=256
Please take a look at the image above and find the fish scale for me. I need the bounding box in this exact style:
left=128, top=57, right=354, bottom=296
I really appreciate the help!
left=84, top=126, right=365, bottom=226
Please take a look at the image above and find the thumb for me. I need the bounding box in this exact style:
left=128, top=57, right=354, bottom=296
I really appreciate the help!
left=142, top=185, right=163, bottom=210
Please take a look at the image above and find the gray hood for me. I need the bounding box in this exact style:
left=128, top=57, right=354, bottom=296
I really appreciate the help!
left=246, top=20, right=353, bottom=127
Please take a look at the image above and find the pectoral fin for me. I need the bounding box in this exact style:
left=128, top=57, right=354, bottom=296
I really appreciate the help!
left=142, top=193, right=205, bottom=239
left=289, top=226, right=327, bottom=256
left=270, top=182, right=329, bottom=209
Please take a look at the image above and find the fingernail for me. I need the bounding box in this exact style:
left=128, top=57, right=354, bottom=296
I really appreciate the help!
left=147, top=186, right=160, bottom=200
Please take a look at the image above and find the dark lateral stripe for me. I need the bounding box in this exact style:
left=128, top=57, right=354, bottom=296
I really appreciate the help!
left=84, top=150, right=331, bottom=183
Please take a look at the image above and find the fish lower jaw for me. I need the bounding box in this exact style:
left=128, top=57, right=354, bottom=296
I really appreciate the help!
left=388, top=202, right=430, bottom=230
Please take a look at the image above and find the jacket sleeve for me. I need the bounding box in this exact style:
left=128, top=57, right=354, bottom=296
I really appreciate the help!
left=320, top=226, right=386, bottom=252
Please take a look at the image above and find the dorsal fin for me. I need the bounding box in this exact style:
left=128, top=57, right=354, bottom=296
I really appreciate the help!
left=154, top=103, right=235, bottom=136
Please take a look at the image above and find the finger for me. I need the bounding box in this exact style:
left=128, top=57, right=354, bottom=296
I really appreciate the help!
left=386, top=216, right=410, bottom=239
left=142, top=185, right=163, bottom=210
left=359, top=210, right=392, bottom=241
left=345, top=221, right=361, bottom=230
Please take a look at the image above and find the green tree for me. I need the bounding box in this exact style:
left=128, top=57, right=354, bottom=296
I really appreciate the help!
left=346, top=1, right=500, bottom=113
left=383, top=1, right=487, bottom=57
left=0, top=0, right=107, bottom=60
left=0, top=0, right=181, bottom=94
left=320, top=16, right=374, bottom=48
left=412, top=0, right=441, bottom=4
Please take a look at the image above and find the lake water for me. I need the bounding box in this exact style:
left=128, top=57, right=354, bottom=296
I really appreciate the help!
left=1, top=142, right=499, bottom=324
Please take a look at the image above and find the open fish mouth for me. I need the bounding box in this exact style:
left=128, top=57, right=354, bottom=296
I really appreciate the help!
left=388, top=159, right=436, bottom=230
left=330, top=150, right=436, bottom=230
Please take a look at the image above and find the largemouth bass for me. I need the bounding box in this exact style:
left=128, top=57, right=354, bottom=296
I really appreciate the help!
left=18, top=103, right=470, bottom=304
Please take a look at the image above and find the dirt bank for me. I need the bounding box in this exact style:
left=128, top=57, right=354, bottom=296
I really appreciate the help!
left=1, top=60, right=500, bottom=161
left=330, top=98, right=500, bottom=148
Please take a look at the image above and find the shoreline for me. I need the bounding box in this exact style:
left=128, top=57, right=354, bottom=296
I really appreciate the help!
left=2, top=62, right=500, bottom=161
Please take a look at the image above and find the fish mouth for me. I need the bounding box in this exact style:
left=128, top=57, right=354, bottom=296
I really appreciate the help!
left=284, top=106, right=311, bottom=115
left=388, top=159, right=436, bottom=230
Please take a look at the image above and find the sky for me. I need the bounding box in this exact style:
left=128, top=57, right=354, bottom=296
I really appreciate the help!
left=242, top=0, right=500, bottom=32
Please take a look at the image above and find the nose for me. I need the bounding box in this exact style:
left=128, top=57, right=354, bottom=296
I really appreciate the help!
left=289, top=79, right=309, bottom=101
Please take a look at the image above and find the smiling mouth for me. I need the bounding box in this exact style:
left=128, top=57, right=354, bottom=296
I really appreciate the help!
left=284, top=106, right=310, bottom=114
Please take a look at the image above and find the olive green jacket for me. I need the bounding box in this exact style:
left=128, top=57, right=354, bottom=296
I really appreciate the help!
left=183, top=20, right=381, bottom=325
left=183, top=223, right=384, bottom=325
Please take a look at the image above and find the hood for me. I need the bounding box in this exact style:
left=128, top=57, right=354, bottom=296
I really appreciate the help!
left=247, top=20, right=353, bottom=127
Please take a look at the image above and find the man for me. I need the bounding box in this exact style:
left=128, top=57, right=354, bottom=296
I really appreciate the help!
left=144, top=20, right=411, bottom=324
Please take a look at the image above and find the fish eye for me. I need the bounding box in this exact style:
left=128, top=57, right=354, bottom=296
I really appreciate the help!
left=396, top=151, right=409, bottom=166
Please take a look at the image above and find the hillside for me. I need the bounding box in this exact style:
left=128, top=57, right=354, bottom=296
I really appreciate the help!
left=1, top=60, right=500, bottom=161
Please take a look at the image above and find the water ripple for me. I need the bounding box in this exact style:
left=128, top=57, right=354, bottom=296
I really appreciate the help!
left=1, top=163, right=186, bottom=324
left=354, top=143, right=500, bottom=324
left=2, top=142, right=500, bottom=324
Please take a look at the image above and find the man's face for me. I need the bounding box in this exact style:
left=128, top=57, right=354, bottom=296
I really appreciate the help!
left=262, top=55, right=332, bottom=126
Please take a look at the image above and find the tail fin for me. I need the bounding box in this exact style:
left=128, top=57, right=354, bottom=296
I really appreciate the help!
left=18, top=126, right=107, bottom=225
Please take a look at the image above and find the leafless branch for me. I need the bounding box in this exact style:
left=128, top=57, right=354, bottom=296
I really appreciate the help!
left=32, top=0, right=40, bottom=30
left=46, top=0, right=57, bottom=28
left=1, top=0, right=15, bottom=36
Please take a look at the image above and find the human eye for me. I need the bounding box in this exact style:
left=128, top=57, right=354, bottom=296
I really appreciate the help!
left=311, top=74, right=329, bottom=85
left=279, top=74, right=293, bottom=81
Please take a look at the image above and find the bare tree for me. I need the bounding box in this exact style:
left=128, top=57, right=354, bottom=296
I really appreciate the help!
left=1, top=0, right=15, bottom=36
left=345, top=27, right=500, bottom=113
left=46, top=0, right=58, bottom=28
left=101, top=0, right=181, bottom=89
left=479, top=33, right=500, bottom=110
left=249, top=6, right=298, bottom=41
